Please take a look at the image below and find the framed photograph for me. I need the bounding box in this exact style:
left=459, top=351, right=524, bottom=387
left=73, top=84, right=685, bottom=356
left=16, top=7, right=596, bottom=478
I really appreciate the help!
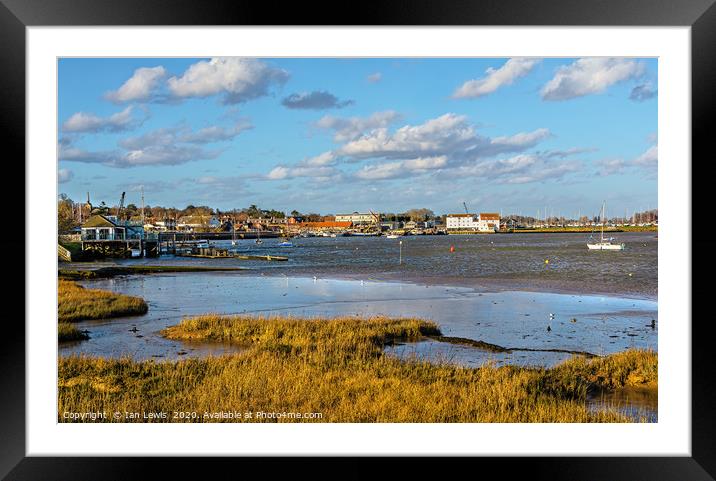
left=4, top=0, right=713, bottom=478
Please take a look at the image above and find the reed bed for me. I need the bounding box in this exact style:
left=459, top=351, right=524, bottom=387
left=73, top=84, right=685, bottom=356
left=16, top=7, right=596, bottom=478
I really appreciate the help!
left=58, top=322, right=89, bottom=342
left=58, top=315, right=657, bottom=423
left=58, top=280, right=148, bottom=323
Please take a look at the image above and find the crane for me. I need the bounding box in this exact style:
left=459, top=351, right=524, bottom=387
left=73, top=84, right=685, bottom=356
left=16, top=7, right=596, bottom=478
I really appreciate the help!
left=463, top=202, right=470, bottom=215
left=117, top=192, right=126, bottom=220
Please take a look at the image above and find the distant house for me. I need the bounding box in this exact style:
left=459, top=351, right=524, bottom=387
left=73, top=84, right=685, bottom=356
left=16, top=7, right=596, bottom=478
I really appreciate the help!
left=81, top=214, right=144, bottom=241
left=177, top=215, right=220, bottom=232
left=478, top=213, right=500, bottom=232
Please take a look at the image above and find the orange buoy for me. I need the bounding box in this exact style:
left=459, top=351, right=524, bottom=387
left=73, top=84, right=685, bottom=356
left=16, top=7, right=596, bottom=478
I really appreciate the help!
left=450, top=245, right=455, bottom=253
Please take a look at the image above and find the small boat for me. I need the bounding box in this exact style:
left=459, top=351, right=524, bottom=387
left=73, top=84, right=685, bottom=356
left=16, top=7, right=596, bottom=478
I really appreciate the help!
left=277, top=241, right=294, bottom=247
left=587, top=202, right=625, bottom=250
left=386, top=234, right=400, bottom=239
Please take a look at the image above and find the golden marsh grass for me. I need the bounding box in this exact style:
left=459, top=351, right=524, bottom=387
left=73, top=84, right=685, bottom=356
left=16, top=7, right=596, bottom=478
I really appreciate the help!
left=58, top=280, right=148, bottom=323
left=58, top=314, right=657, bottom=423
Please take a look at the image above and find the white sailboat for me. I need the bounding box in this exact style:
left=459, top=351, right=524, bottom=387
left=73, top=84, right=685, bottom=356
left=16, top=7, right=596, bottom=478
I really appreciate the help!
left=587, top=202, right=625, bottom=250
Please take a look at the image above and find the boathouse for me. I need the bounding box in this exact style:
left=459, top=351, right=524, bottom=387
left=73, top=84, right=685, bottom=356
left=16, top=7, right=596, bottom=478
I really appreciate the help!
left=80, top=214, right=157, bottom=258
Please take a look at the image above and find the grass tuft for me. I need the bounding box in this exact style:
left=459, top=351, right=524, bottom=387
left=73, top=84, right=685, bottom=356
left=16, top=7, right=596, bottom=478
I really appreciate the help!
left=58, top=280, right=148, bottom=323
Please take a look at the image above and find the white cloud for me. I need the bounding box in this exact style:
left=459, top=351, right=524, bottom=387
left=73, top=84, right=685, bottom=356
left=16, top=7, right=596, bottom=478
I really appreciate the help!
left=488, top=128, right=552, bottom=155
left=119, top=122, right=250, bottom=151
left=167, top=58, right=289, bottom=104
left=596, top=158, right=627, bottom=176
left=266, top=165, right=338, bottom=181
left=367, top=72, right=382, bottom=83
left=338, top=113, right=550, bottom=161
left=440, top=152, right=582, bottom=185
left=61, top=106, right=142, bottom=133
left=121, top=145, right=221, bottom=167
left=339, top=113, right=476, bottom=159
left=58, top=168, right=73, bottom=183
left=354, top=156, right=448, bottom=180
left=315, top=111, right=401, bottom=142
left=302, top=151, right=337, bottom=167
left=59, top=125, right=226, bottom=168
left=266, top=113, right=557, bottom=185
left=453, top=58, right=540, bottom=99
left=634, top=145, right=657, bottom=167
left=179, top=122, right=253, bottom=144
left=105, top=66, right=166, bottom=103
left=541, top=58, right=645, bottom=101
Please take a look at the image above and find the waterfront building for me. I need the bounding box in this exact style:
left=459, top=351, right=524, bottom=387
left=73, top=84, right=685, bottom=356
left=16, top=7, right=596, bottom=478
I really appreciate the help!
left=446, top=213, right=500, bottom=232
left=478, top=213, right=500, bottom=232
left=446, top=214, right=479, bottom=230
left=335, top=212, right=380, bottom=225
left=298, top=221, right=352, bottom=232
left=177, top=215, right=221, bottom=232
left=81, top=214, right=144, bottom=241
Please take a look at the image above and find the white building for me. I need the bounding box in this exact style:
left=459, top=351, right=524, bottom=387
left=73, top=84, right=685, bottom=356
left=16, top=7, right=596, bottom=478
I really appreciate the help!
left=477, top=213, right=500, bottom=232
left=446, top=213, right=500, bottom=232
left=446, top=214, right=479, bottom=230
left=335, top=212, right=380, bottom=225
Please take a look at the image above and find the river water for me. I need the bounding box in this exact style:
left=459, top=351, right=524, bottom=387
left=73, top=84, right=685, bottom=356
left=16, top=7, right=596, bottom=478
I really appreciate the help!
left=71, top=231, right=658, bottom=298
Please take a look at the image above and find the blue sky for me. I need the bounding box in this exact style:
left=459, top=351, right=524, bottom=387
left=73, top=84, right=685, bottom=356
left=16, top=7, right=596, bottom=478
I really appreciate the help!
left=58, top=57, right=657, bottom=217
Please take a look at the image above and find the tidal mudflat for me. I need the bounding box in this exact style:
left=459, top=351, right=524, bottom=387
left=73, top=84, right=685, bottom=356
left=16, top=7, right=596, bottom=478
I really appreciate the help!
left=59, top=273, right=657, bottom=367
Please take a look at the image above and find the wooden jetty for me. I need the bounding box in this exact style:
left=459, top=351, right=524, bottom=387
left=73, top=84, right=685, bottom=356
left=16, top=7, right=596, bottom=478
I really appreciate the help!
left=176, top=246, right=287, bottom=261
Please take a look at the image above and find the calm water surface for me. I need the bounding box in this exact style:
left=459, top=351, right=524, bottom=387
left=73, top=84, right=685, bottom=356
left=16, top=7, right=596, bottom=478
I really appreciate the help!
left=69, top=232, right=657, bottom=298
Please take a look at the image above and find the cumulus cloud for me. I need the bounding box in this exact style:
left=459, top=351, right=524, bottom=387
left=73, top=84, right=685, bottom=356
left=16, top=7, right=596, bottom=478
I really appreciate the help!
left=58, top=123, right=231, bottom=168
left=453, top=58, right=540, bottom=99
left=541, top=58, right=645, bottom=101
left=105, top=66, right=166, bottom=103
left=281, top=91, right=353, bottom=110
left=265, top=113, right=565, bottom=185
left=367, top=72, right=382, bottom=83
left=337, top=113, right=550, bottom=161
left=61, top=106, right=143, bottom=133
left=354, top=156, right=448, bottom=180
left=629, top=82, right=657, bottom=102
left=58, top=168, right=73, bottom=183
left=446, top=153, right=581, bottom=184
left=167, top=57, right=289, bottom=104
left=338, top=113, right=477, bottom=159
left=315, top=111, right=402, bottom=142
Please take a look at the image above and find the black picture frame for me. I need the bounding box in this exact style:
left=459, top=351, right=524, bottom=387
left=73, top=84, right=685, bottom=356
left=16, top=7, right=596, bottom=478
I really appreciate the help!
left=2, top=0, right=712, bottom=478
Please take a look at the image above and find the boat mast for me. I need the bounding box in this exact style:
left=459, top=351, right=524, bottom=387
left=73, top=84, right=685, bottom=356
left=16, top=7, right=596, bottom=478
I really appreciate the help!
left=601, top=201, right=605, bottom=242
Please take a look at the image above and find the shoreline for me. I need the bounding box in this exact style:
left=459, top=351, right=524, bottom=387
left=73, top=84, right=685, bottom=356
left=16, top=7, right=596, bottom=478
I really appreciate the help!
left=236, top=269, right=659, bottom=303
left=66, top=263, right=658, bottom=302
